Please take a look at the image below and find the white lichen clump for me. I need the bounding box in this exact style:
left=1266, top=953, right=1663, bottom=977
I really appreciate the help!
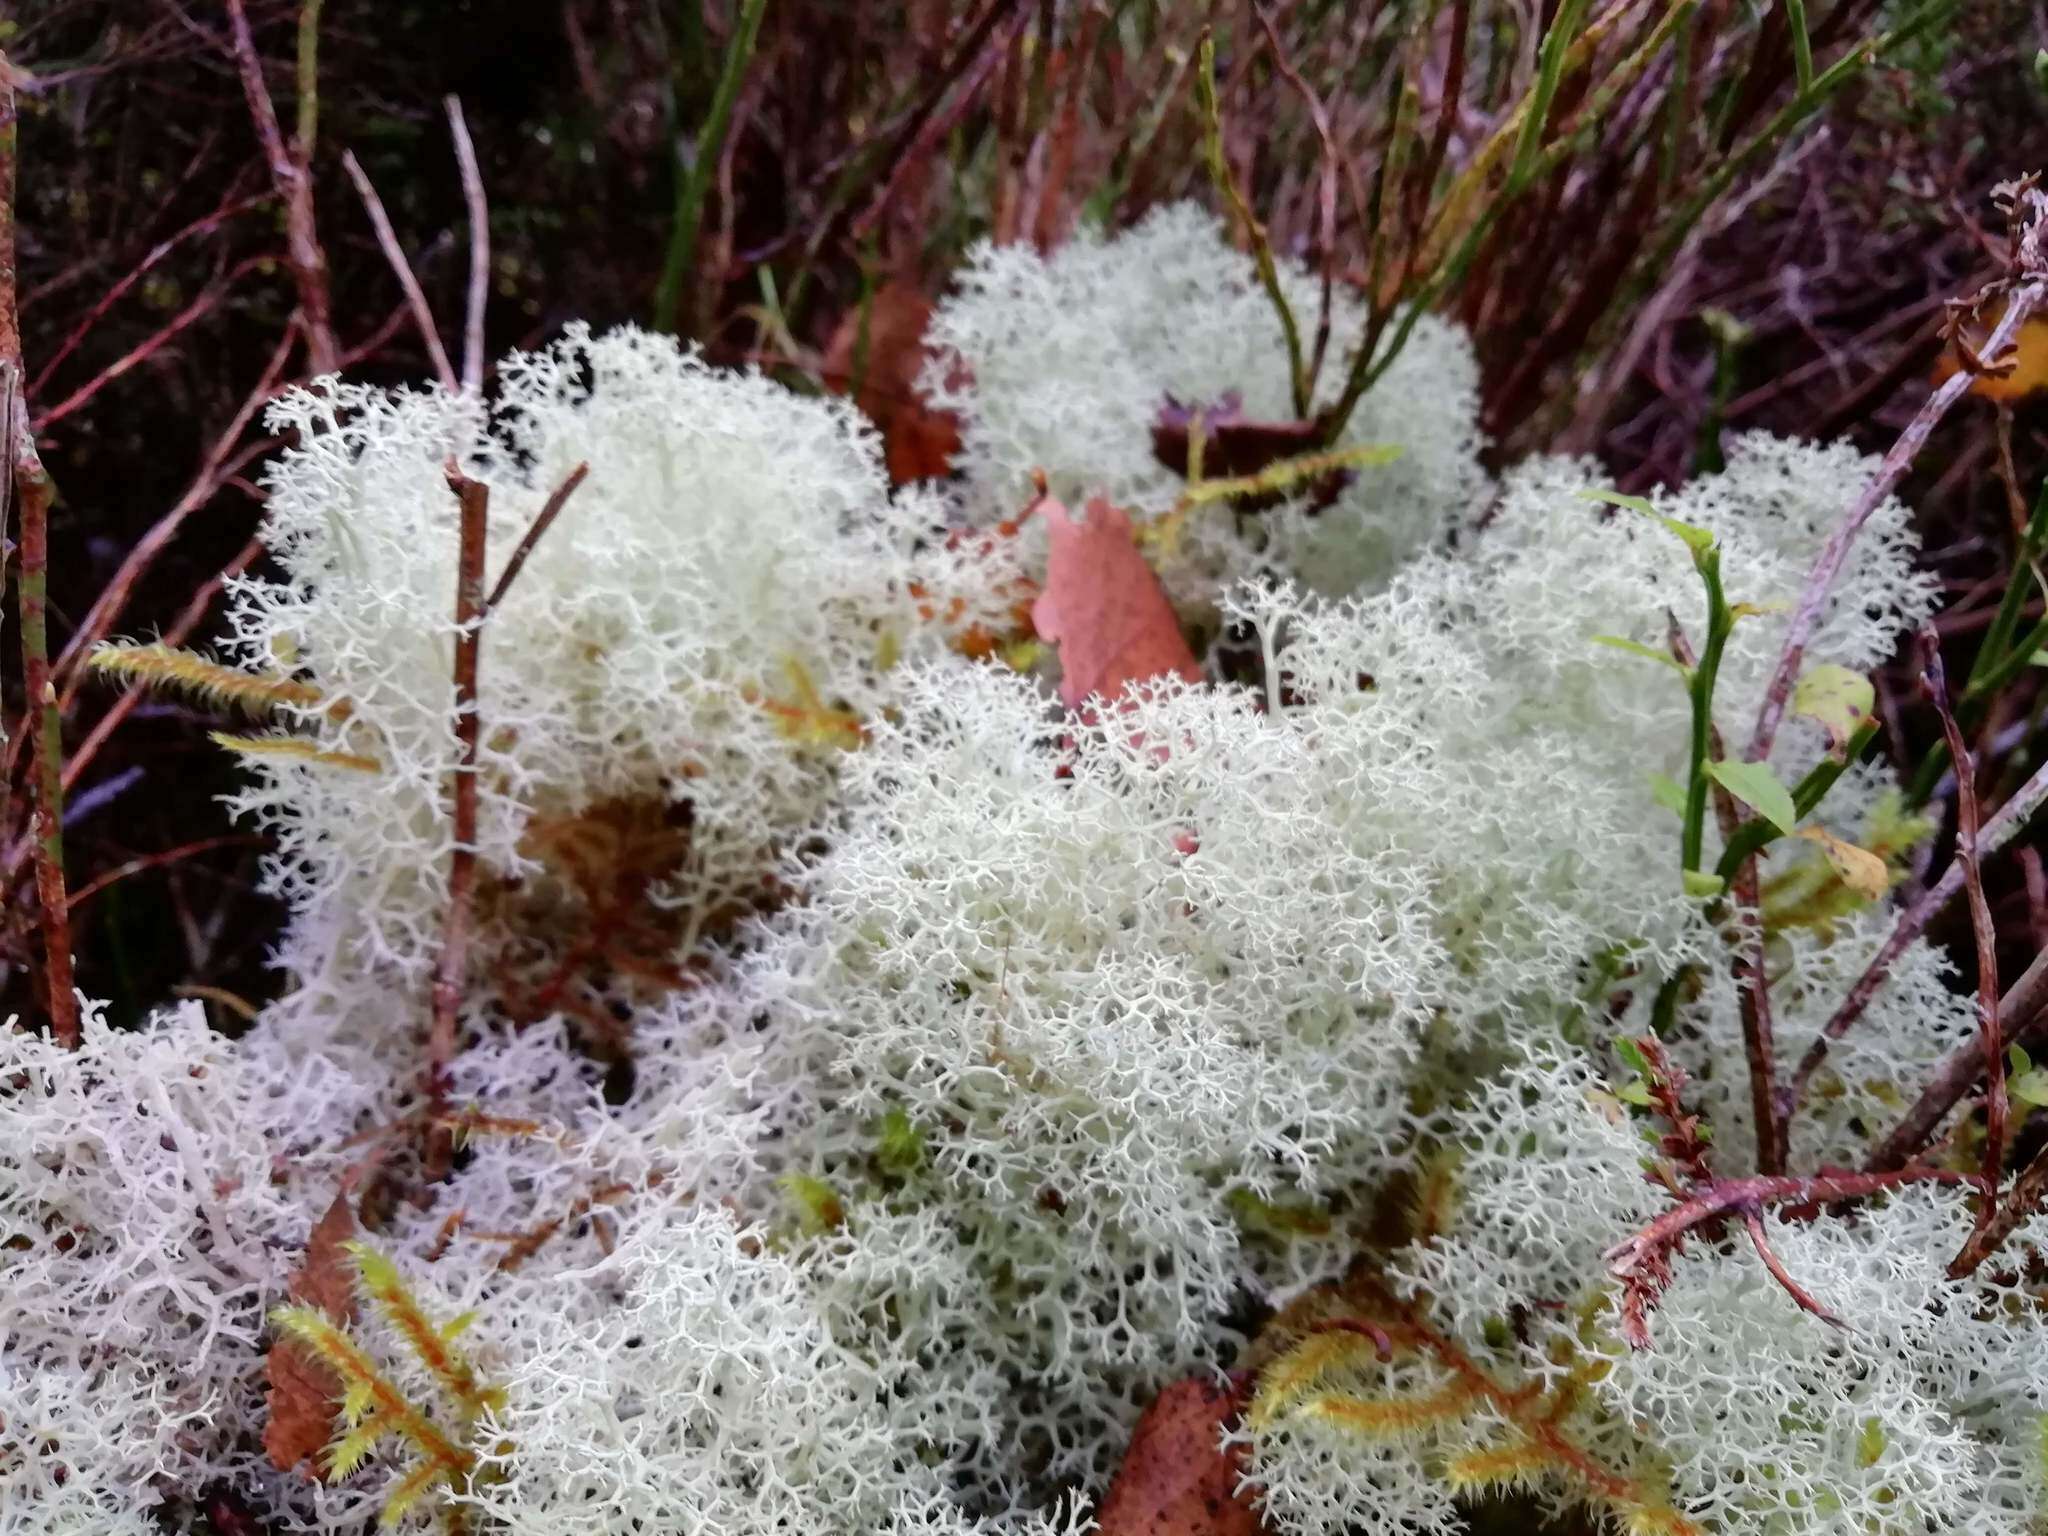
left=13, top=207, right=2048, bottom=1536
left=922, top=203, right=1490, bottom=608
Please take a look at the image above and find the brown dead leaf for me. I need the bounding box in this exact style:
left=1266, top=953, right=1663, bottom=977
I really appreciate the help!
left=263, top=1191, right=360, bottom=1475
left=823, top=281, right=963, bottom=484
left=1031, top=494, right=1202, bottom=711
left=1096, top=1373, right=1265, bottom=1536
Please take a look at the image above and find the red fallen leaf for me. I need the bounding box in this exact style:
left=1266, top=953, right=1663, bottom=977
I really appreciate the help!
left=1152, top=394, right=1345, bottom=512
left=263, top=1191, right=360, bottom=1476
left=1031, top=493, right=1202, bottom=711
left=1097, top=1372, right=1265, bottom=1536
left=823, top=281, right=964, bottom=485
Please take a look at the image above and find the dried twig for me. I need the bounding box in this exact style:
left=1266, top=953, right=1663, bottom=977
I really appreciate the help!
left=1952, top=1093, right=2048, bottom=1278
left=26, top=188, right=269, bottom=399
left=225, top=0, right=337, bottom=375
left=1747, top=187, right=2048, bottom=763
left=425, top=471, right=488, bottom=1176
left=1785, top=750, right=2048, bottom=1119
left=1871, top=948, right=2048, bottom=1173
left=483, top=463, right=589, bottom=618
left=36, top=254, right=275, bottom=430
left=444, top=97, right=488, bottom=397
left=1916, top=632, right=2009, bottom=1266
left=1, top=57, right=78, bottom=1046
left=1606, top=1166, right=1981, bottom=1346
left=341, top=152, right=457, bottom=393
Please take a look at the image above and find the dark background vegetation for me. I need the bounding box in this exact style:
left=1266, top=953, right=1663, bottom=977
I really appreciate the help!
left=4, top=0, right=2047, bottom=1028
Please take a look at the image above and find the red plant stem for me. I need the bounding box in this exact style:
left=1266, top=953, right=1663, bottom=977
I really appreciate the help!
left=1953, top=1132, right=2048, bottom=1277
left=1732, top=857, right=1786, bottom=1174
left=444, top=96, right=488, bottom=398
left=1785, top=749, right=2048, bottom=1120
left=482, top=463, right=589, bottom=617
left=26, top=189, right=269, bottom=399
left=1742, top=1210, right=1842, bottom=1329
left=65, top=834, right=265, bottom=913
left=832, top=0, right=1025, bottom=257
left=35, top=253, right=275, bottom=430
left=0, top=533, right=269, bottom=903
left=426, top=471, right=488, bottom=1176
left=342, top=151, right=457, bottom=393
left=1747, top=271, right=2047, bottom=762
left=1918, top=632, right=2009, bottom=1262
left=51, top=324, right=297, bottom=705
left=1870, top=947, right=2048, bottom=1173
left=225, top=0, right=338, bottom=375
left=1606, top=1167, right=1982, bottom=1278
left=2, top=59, right=78, bottom=1047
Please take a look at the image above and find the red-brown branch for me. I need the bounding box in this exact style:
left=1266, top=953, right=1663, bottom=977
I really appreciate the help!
left=225, top=0, right=337, bottom=375
left=2, top=55, right=78, bottom=1046
left=483, top=463, right=589, bottom=618
left=426, top=471, right=488, bottom=1176
left=35, top=253, right=276, bottom=430
left=1870, top=947, right=2048, bottom=1173
left=444, top=96, right=488, bottom=397
left=26, top=188, right=269, bottom=400
left=1917, top=631, right=2009, bottom=1268
left=341, top=152, right=457, bottom=393
left=1606, top=1167, right=1981, bottom=1347
left=1786, top=749, right=2048, bottom=1120
left=1746, top=187, right=2048, bottom=763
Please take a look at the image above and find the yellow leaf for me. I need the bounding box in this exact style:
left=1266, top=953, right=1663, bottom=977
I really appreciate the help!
left=1794, top=827, right=1890, bottom=901
left=1936, top=303, right=2048, bottom=402
left=1791, top=664, right=1874, bottom=756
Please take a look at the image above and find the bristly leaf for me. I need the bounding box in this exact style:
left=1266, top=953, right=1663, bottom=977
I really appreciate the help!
left=1705, top=759, right=1797, bottom=834
left=1614, top=1037, right=1652, bottom=1077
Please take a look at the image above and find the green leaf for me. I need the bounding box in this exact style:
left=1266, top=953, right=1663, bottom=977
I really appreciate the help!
left=2009, top=1068, right=2048, bottom=1108
left=1647, top=772, right=1688, bottom=817
left=1578, top=488, right=1717, bottom=560
left=1791, top=664, right=1875, bottom=756
left=2012, top=1044, right=2034, bottom=1077
left=1592, top=634, right=1686, bottom=674
left=1616, top=1080, right=1654, bottom=1106
left=1683, top=870, right=1726, bottom=898
left=1707, top=758, right=1798, bottom=834
left=1857, top=1416, right=1887, bottom=1469
left=1614, top=1037, right=1652, bottom=1077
